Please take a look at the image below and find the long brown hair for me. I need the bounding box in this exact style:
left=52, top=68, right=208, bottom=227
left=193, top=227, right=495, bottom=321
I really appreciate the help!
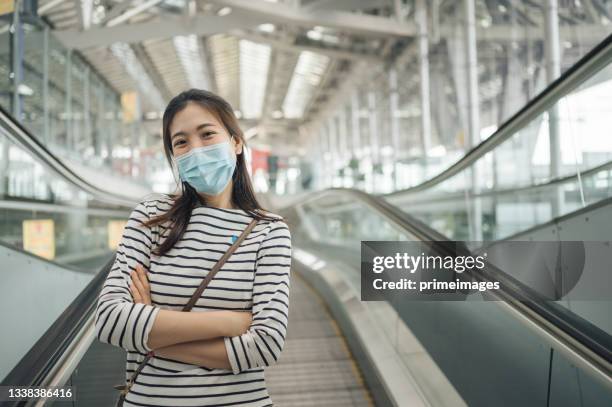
left=142, top=88, right=283, bottom=257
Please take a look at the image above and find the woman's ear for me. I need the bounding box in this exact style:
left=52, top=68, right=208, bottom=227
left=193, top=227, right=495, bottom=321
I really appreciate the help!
left=232, top=134, right=243, bottom=155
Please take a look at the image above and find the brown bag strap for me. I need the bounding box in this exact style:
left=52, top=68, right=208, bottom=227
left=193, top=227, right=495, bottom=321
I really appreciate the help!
left=116, top=217, right=259, bottom=402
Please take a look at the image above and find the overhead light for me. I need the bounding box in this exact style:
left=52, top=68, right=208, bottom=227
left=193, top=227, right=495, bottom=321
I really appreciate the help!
left=80, top=0, right=93, bottom=29
left=217, top=6, right=232, bottom=16
left=208, top=35, right=240, bottom=109
left=17, top=84, right=34, bottom=96
left=272, top=110, right=283, bottom=119
left=282, top=51, right=329, bottom=119
left=239, top=40, right=271, bottom=119
left=306, top=30, right=323, bottom=41
left=106, top=0, right=165, bottom=27
left=311, top=32, right=339, bottom=44
left=258, top=23, right=275, bottom=33
left=91, top=4, right=106, bottom=25
left=174, top=35, right=209, bottom=89
left=144, top=111, right=162, bottom=120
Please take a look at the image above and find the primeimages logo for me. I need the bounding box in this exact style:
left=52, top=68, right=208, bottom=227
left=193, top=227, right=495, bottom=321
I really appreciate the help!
left=372, top=252, right=487, bottom=274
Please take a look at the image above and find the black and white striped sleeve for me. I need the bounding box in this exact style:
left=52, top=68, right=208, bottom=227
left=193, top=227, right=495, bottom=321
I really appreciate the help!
left=224, top=220, right=292, bottom=374
left=94, top=199, right=160, bottom=353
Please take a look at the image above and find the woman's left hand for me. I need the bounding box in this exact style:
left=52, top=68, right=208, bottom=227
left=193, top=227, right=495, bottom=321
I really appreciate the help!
left=129, top=263, right=152, bottom=305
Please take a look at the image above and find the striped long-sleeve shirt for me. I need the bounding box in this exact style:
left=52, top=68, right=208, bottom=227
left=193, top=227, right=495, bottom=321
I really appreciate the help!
left=95, top=194, right=292, bottom=406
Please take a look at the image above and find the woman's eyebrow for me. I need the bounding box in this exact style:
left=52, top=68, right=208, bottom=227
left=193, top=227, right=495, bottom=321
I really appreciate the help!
left=171, top=123, right=216, bottom=141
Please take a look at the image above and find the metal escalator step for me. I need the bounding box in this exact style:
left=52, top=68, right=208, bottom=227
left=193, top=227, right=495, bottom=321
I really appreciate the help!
left=270, top=387, right=373, bottom=407
left=280, top=337, right=351, bottom=363
left=267, top=359, right=366, bottom=394
left=263, top=271, right=374, bottom=406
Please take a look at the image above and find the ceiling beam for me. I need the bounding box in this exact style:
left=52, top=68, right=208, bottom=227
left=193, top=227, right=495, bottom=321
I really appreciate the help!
left=469, top=24, right=607, bottom=42
left=105, top=0, right=164, bottom=27
left=53, top=10, right=256, bottom=49
left=98, top=1, right=136, bottom=26
left=202, top=0, right=415, bottom=37
left=38, top=0, right=69, bottom=15
left=53, top=4, right=607, bottom=52
left=305, top=0, right=392, bottom=12
left=54, top=3, right=415, bottom=50
left=228, top=30, right=381, bottom=62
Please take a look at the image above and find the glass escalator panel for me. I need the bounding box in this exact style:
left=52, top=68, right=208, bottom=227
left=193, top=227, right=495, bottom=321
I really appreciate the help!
left=0, top=120, right=132, bottom=382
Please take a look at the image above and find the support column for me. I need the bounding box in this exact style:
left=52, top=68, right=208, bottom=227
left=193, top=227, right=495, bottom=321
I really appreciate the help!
left=350, top=90, right=361, bottom=158
left=43, top=26, right=49, bottom=145
left=2, top=3, right=20, bottom=196
left=10, top=3, right=24, bottom=119
left=464, top=0, right=479, bottom=149
left=104, top=91, right=114, bottom=167
left=338, top=108, right=348, bottom=186
left=84, top=66, right=91, bottom=157
left=328, top=121, right=335, bottom=188
left=327, top=119, right=336, bottom=187
left=65, top=49, right=72, bottom=150
left=338, top=112, right=347, bottom=162
left=368, top=90, right=379, bottom=193
left=109, top=103, right=117, bottom=169
left=94, top=78, right=103, bottom=156
left=545, top=0, right=562, bottom=217
left=416, top=0, right=431, bottom=159
left=464, top=0, right=482, bottom=240
left=388, top=68, right=401, bottom=191
left=317, top=128, right=326, bottom=190
left=367, top=91, right=379, bottom=162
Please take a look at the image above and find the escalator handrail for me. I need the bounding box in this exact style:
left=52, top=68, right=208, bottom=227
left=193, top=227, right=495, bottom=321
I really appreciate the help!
left=0, top=103, right=138, bottom=208
left=387, top=157, right=612, bottom=205
left=0, top=256, right=114, bottom=391
left=288, top=187, right=612, bottom=383
left=383, top=32, right=612, bottom=197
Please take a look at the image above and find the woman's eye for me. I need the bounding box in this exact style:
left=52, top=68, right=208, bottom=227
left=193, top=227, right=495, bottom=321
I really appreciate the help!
left=201, top=132, right=215, bottom=138
left=173, top=140, right=185, bottom=147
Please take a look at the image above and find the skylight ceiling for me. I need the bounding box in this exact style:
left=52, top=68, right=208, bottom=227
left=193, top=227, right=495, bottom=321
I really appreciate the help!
left=239, top=40, right=271, bottom=120
left=110, top=42, right=165, bottom=110
left=173, top=34, right=210, bottom=90
left=208, top=34, right=240, bottom=111
left=282, top=51, right=330, bottom=119
left=43, top=0, right=417, bottom=154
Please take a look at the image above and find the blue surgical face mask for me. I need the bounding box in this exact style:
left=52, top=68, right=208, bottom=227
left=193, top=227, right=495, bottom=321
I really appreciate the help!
left=175, top=138, right=237, bottom=195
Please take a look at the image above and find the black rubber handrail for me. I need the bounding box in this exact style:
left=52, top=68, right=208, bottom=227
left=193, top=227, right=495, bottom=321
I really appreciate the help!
left=387, top=157, right=612, bottom=205
left=0, top=102, right=139, bottom=208
left=0, top=239, right=89, bottom=274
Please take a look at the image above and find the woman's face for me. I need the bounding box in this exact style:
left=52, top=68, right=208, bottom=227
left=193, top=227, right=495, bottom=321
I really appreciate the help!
left=169, top=102, right=242, bottom=159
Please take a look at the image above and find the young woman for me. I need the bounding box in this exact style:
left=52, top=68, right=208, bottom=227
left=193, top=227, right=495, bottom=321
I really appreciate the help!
left=95, top=89, right=292, bottom=406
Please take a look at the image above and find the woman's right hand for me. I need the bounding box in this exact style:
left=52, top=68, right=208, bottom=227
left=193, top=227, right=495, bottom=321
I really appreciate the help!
left=222, top=311, right=252, bottom=337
